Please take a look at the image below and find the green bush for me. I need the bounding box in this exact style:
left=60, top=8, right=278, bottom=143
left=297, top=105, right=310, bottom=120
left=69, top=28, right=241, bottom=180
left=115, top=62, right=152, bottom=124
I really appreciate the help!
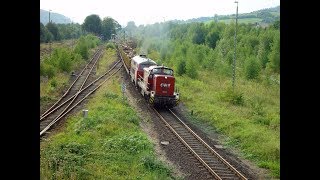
left=220, top=88, right=244, bottom=106
left=176, top=59, right=186, bottom=76
left=50, top=79, right=57, bottom=88
left=106, top=42, right=115, bottom=49
left=141, top=155, right=171, bottom=175
left=40, top=62, right=56, bottom=78
left=75, top=37, right=89, bottom=60
left=245, top=57, right=261, bottom=80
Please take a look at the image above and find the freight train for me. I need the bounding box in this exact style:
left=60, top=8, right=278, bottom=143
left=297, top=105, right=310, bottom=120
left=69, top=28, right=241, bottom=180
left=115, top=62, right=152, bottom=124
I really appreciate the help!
left=120, top=45, right=179, bottom=107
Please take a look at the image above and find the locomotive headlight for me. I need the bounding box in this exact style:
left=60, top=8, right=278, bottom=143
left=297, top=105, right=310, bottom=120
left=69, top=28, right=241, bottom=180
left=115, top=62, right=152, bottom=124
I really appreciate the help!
left=151, top=91, right=155, bottom=97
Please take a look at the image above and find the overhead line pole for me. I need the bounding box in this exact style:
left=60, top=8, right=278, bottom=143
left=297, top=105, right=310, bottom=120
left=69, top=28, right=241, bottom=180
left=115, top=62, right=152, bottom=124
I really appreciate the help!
left=232, top=1, right=238, bottom=91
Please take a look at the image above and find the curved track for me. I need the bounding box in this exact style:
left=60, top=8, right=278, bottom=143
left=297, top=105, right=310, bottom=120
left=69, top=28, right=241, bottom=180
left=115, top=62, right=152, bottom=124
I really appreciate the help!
left=41, top=47, right=103, bottom=118
left=40, top=47, right=123, bottom=136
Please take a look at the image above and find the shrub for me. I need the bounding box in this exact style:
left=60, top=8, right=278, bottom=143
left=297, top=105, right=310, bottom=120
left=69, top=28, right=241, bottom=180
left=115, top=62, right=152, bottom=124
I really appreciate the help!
left=75, top=38, right=89, bottom=60
left=50, top=78, right=57, bottom=88
left=40, top=62, right=56, bottom=78
left=245, top=57, right=261, bottom=80
left=106, top=42, right=115, bottom=49
left=220, top=88, right=244, bottom=106
left=141, top=155, right=171, bottom=174
left=176, top=59, right=186, bottom=76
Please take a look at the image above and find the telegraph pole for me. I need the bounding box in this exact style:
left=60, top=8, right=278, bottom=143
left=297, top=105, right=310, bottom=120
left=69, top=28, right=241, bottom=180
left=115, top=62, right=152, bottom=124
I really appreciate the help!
left=232, top=1, right=238, bottom=91
left=49, top=9, right=52, bottom=23
left=49, top=9, right=52, bottom=57
left=71, top=17, right=75, bottom=49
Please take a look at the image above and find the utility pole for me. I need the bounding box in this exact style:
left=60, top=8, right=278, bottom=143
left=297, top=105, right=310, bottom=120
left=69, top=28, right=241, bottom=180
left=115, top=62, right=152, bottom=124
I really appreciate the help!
left=71, top=17, right=75, bottom=49
left=49, top=9, right=52, bottom=57
left=49, top=9, right=52, bottom=23
left=232, top=1, right=238, bottom=91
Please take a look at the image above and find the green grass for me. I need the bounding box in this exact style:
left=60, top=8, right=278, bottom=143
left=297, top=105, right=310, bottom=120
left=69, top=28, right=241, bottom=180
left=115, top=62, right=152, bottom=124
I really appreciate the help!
left=40, top=48, right=177, bottom=180
left=96, top=47, right=117, bottom=76
left=175, top=70, right=280, bottom=178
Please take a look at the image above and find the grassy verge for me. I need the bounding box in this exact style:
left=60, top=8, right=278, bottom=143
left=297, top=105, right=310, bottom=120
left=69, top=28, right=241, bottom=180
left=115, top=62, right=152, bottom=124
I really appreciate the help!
left=40, top=73, right=69, bottom=106
left=96, top=47, right=117, bottom=76
left=40, top=47, right=176, bottom=179
left=176, top=70, right=280, bottom=178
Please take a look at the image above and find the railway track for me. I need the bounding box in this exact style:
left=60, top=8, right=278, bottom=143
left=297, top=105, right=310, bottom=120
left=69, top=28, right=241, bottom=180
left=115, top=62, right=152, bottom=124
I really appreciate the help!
left=152, top=108, right=247, bottom=180
left=41, top=47, right=103, bottom=118
left=40, top=47, right=123, bottom=136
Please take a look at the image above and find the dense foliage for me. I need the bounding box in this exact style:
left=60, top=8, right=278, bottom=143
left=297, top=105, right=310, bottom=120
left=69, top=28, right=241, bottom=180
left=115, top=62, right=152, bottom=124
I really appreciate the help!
left=40, top=15, right=121, bottom=43
left=127, top=20, right=280, bottom=80
left=40, top=35, right=100, bottom=78
left=82, top=14, right=102, bottom=35
left=40, top=22, right=83, bottom=43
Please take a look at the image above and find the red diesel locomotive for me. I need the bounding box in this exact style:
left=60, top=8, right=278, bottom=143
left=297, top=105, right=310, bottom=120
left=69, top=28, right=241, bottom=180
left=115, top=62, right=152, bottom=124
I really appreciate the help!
left=129, top=54, right=180, bottom=107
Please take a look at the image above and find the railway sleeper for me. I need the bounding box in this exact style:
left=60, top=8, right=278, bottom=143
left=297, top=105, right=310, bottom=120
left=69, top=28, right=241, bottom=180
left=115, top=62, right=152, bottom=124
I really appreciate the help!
left=172, top=127, right=188, bottom=132
left=203, top=161, right=224, bottom=167
left=177, top=131, right=192, bottom=136
left=201, top=158, right=221, bottom=163
left=175, top=131, right=190, bottom=135
left=216, top=174, right=240, bottom=179
left=196, top=152, right=213, bottom=156
left=170, top=124, right=183, bottom=128
left=182, top=137, right=198, bottom=142
left=211, top=166, right=231, bottom=171
left=185, top=140, right=202, bottom=144
left=189, top=146, right=208, bottom=151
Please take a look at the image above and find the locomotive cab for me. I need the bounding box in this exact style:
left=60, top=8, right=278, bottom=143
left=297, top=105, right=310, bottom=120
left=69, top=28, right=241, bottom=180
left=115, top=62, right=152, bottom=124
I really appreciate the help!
left=142, top=65, right=180, bottom=107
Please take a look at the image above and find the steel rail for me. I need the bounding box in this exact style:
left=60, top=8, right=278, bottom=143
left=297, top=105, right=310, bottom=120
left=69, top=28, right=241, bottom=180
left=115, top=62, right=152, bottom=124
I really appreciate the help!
left=40, top=47, right=103, bottom=118
left=152, top=107, right=222, bottom=179
left=168, top=109, right=247, bottom=180
left=40, top=59, right=121, bottom=121
left=40, top=64, right=123, bottom=136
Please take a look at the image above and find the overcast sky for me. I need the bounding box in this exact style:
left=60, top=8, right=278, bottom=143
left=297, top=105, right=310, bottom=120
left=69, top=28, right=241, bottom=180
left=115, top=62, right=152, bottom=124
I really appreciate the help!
left=40, top=0, right=280, bottom=26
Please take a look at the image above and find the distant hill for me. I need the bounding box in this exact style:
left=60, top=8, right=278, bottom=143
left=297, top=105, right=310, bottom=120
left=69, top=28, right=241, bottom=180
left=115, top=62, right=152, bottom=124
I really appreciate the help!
left=184, top=5, right=280, bottom=25
left=40, top=9, right=72, bottom=24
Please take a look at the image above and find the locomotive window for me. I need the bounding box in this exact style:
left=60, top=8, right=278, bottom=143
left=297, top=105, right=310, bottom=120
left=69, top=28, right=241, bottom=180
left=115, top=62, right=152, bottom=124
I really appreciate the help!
left=152, top=68, right=161, bottom=74
left=151, top=68, right=173, bottom=76
left=163, top=69, right=173, bottom=75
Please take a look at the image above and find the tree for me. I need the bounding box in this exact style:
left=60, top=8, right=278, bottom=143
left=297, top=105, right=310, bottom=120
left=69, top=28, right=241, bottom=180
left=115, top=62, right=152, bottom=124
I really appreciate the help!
left=40, top=22, right=53, bottom=43
left=125, top=21, right=137, bottom=37
left=257, top=31, right=274, bottom=68
left=176, top=59, right=186, bottom=75
left=267, top=32, right=280, bottom=73
left=46, top=22, right=61, bottom=41
left=272, top=20, right=280, bottom=30
left=82, top=14, right=102, bottom=35
left=245, top=57, right=261, bottom=80
left=205, top=30, right=220, bottom=49
left=101, top=17, right=121, bottom=40
left=190, top=23, right=206, bottom=45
